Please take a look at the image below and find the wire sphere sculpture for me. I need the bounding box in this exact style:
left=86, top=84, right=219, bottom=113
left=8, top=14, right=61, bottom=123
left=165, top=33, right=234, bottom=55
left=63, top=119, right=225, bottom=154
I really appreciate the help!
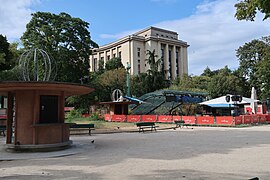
left=19, top=48, right=57, bottom=81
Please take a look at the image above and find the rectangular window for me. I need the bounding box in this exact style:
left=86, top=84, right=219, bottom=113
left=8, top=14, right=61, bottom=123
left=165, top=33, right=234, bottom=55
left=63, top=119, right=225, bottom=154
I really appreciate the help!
left=138, top=59, right=141, bottom=74
left=168, top=50, right=172, bottom=79
left=113, top=53, right=116, bottom=58
left=161, top=49, right=165, bottom=71
left=176, top=51, right=179, bottom=75
left=118, top=51, right=122, bottom=58
left=93, top=58, right=97, bottom=71
left=40, top=95, right=58, bottom=123
left=107, top=55, right=110, bottom=60
left=137, top=48, right=140, bottom=57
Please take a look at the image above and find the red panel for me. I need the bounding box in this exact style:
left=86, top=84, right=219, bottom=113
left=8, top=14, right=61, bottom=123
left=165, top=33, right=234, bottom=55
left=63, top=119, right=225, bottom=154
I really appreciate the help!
left=197, top=116, right=214, bottom=125
left=111, top=115, right=127, bottom=122
left=141, top=115, right=157, bottom=122
left=127, top=115, right=141, bottom=122
left=234, top=116, right=242, bottom=125
left=243, top=115, right=252, bottom=124
left=258, top=114, right=266, bottom=123
left=265, top=115, right=270, bottom=122
left=104, top=114, right=111, bottom=121
left=182, top=116, right=196, bottom=124
left=82, top=114, right=90, bottom=117
left=158, top=115, right=172, bottom=123
left=172, top=116, right=181, bottom=121
left=216, top=116, right=233, bottom=125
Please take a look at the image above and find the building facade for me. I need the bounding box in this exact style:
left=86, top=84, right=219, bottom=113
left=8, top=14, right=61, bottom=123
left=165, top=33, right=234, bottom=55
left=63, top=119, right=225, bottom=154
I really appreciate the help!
left=89, top=27, right=189, bottom=80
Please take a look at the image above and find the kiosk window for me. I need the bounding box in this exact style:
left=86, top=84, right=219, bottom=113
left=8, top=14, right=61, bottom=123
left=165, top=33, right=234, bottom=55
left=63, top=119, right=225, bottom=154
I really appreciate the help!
left=40, top=95, right=58, bottom=123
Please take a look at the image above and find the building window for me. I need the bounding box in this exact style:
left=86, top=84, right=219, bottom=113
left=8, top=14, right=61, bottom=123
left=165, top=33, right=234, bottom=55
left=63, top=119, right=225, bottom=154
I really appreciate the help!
left=137, top=48, right=140, bottom=57
left=93, top=58, right=97, bottom=72
left=107, top=55, right=110, bottom=60
left=113, top=53, right=116, bottom=58
left=168, top=50, right=172, bottom=79
left=138, top=59, right=141, bottom=74
left=176, top=51, right=179, bottom=75
left=161, top=49, right=165, bottom=72
left=118, top=51, right=121, bottom=58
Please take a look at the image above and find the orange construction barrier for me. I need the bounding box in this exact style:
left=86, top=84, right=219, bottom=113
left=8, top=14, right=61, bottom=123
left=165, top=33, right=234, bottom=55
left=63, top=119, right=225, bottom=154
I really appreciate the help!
left=141, top=115, right=157, bottom=122
left=242, top=115, right=252, bottom=124
left=234, top=116, right=242, bottom=125
left=158, top=115, right=172, bottom=123
left=216, top=116, right=234, bottom=125
left=111, top=115, right=127, bottom=122
left=127, top=115, right=141, bottom=122
left=104, top=114, right=111, bottom=121
left=182, top=116, right=196, bottom=124
left=197, top=116, right=214, bottom=125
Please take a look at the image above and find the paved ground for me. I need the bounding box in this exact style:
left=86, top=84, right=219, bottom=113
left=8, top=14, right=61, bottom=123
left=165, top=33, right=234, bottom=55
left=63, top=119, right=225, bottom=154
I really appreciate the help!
left=1, top=126, right=270, bottom=179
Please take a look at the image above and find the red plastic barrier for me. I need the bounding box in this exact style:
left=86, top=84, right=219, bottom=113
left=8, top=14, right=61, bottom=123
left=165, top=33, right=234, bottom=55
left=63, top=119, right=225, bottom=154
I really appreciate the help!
left=141, top=115, right=157, bottom=122
left=265, top=115, right=270, bottom=123
left=197, top=116, right=214, bottom=125
left=216, top=116, right=233, bottom=125
left=251, top=115, right=259, bottom=123
left=82, top=114, right=90, bottom=117
left=172, top=116, right=181, bottom=121
left=234, top=116, right=242, bottom=125
left=243, top=115, right=252, bottom=124
left=111, top=115, right=127, bottom=122
left=158, top=115, right=172, bottom=123
left=258, top=114, right=266, bottom=123
left=127, top=115, right=141, bottom=122
left=182, top=116, right=196, bottom=124
left=104, top=114, right=111, bottom=121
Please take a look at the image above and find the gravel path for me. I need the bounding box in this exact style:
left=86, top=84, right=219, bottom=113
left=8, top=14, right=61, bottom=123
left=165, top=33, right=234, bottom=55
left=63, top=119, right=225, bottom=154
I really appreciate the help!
left=1, top=126, right=270, bottom=179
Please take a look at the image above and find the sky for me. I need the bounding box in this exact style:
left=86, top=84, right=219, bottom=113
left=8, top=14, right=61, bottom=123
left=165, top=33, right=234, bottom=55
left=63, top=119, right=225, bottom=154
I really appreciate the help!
left=0, top=0, right=269, bottom=75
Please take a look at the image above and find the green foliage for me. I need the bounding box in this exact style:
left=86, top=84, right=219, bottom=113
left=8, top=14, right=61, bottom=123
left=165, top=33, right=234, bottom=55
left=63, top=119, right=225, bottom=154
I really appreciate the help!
left=235, top=0, right=270, bottom=21
left=105, top=57, right=124, bottom=71
left=0, top=35, right=17, bottom=71
left=169, top=74, right=209, bottom=93
left=236, top=36, right=270, bottom=99
left=66, top=109, right=82, bottom=119
left=89, top=112, right=104, bottom=121
left=208, top=66, right=245, bottom=98
left=21, top=12, right=98, bottom=83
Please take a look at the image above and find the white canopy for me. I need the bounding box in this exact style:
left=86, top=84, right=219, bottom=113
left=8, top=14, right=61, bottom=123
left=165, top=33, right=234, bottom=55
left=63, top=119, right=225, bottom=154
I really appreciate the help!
left=200, top=95, right=259, bottom=106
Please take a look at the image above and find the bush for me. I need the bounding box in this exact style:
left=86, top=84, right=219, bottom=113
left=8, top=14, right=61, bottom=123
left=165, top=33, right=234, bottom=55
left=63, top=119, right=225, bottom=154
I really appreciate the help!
left=89, top=112, right=104, bottom=121
left=66, top=109, right=82, bottom=119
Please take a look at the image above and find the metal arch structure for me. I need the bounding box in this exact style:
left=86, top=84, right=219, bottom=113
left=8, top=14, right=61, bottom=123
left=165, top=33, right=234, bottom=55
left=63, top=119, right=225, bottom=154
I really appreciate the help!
left=18, top=48, right=57, bottom=81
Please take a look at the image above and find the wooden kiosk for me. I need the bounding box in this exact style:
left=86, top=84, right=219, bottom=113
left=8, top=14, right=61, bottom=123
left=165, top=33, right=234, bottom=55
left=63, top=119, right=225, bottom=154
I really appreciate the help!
left=0, top=81, right=93, bottom=151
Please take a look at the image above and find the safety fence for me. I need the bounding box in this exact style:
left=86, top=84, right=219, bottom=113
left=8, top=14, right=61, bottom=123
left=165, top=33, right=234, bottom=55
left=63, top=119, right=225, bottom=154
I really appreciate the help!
left=104, top=114, right=270, bottom=126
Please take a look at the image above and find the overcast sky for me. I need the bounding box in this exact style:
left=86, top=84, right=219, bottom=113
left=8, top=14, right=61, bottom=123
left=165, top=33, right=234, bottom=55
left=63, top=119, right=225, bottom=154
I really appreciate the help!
left=0, top=0, right=269, bottom=75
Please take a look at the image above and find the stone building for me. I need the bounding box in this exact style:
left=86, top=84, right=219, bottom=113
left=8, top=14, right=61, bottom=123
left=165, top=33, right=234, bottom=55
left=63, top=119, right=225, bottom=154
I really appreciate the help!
left=89, top=27, right=189, bottom=80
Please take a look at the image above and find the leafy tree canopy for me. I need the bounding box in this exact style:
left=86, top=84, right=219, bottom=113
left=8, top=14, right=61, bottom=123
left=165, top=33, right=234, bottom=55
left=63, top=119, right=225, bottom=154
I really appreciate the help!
left=21, top=12, right=98, bottom=82
left=105, top=57, right=124, bottom=71
left=235, top=0, right=270, bottom=21
left=0, top=34, right=15, bottom=71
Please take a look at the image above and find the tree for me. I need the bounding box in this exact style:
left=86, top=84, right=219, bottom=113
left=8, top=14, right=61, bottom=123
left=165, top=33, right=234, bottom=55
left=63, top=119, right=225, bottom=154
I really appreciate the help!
left=105, top=57, right=124, bottom=71
left=236, top=36, right=270, bottom=98
left=144, top=49, right=168, bottom=91
left=235, top=0, right=270, bottom=21
left=0, top=35, right=15, bottom=71
left=21, top=12, right=98, bottom=82
left=208, top=66, right=246, bottom=98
